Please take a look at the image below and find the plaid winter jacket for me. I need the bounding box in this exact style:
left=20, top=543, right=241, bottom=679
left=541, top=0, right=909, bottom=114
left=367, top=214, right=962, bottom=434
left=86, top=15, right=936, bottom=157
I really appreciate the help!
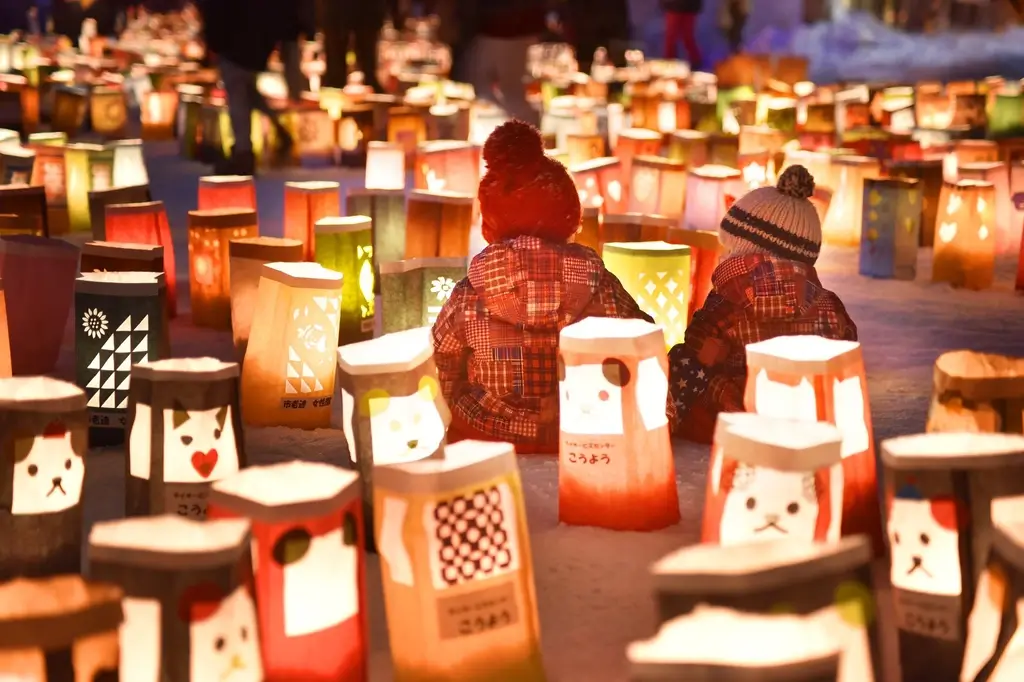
left=432, top=235, right=654, bottom=454
left=668, top=253, right=857, bottom=443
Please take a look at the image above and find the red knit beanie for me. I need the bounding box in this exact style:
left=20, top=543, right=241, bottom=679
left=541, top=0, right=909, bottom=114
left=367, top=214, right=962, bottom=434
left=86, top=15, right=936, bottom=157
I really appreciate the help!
left=478, top=120, right=583, bottom=244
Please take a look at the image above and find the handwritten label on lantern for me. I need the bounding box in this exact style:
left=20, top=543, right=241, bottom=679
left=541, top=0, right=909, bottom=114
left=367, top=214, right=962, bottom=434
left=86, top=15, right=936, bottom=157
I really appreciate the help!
left=562, top=439, right=615, bottom=465
left=893, top=589, right=960, bottom=642
left=281, top=397, right=332, bottom=409
left=90, top=413, right=127, bottom=428
left=166, top=484, right=209, bottom=519
left=437, top=581, right=520, bottom=640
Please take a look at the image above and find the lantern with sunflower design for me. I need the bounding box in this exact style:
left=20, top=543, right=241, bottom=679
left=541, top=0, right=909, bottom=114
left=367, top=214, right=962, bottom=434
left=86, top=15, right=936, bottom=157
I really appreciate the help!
left=229, top=237, right=305, bottom=359
left=414, top=141, right=480, bottom=194
left=571, top=157, right=625, bottom=214
left=314, top=216, right=375, bottom=346
left=64, top=143, right=115, bottom=234
left=89, top=85, right=128, bottom=138
left=283, top=181, right=341, bottom=260
left=365, top=142, right=406, bottom=191
left=379, top=257, right=467, bottom=335
left=197, top=175, right=257, bottom=212
left=405, top=190, right=474, bottom=259
left=932, top=179, right=996, bottom=291
left=858, top=178, right=920, bottom=281
left=188, top=209, right=258, bottom=330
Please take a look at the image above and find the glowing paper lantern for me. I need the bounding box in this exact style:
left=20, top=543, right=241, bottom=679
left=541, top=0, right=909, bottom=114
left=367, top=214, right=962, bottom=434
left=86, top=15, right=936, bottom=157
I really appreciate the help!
left=140, top=89, right=178, bottom=140
left=571, top=157, right=625, bottom=213
left=379, top=257, right=468, bottom=334
left=627, top=156, right=687, bottom=218
left=926, top=350, right=1024, bottom=434
left=51, top=85, right=88, bottom=136
left=575, top=206, right=601, bottom=251
left=387, top=106, right=427, bottom=165
left=208, top=462, right=366, bottom=681
left=781, top=149, right=833, bottom=191
left=0, top=184, right=47, bottom=236
left=346, top=188, right=407, bottom=266
left=615, top=128, right=662, bottom=188
left=229, top=237, right=304, bottom=358
left=651, top=536, right=879, bottom=682
left=337, top=104, right=375, bottom=166
left=915, top=88, right=954, bottom=129
left=29, top=132, right=67, bottom=147
left=708, top=132, right=740, bottom=168
left=666, top=130, right=709, bottom=167
left=601, top=213, right=675, bottom=252
left=282, top=106, right=336, bottom=166
left=110, top=139, right=149, bottom=189
left=103, top=200, right=176, bottom=315
left=933, top=179, right=996, bottom=291
left=414, top=141, right=480, bottom=193
left=682, top=165, right=745, bottom=233
left=664, top=227, right=721, bottom=321
left=888, top=158, right=944, bottom=247
left=0, top=145, right=35, bottom=184
left=87, top=184, right=151, bottom=241
left=65, top=142, right=115, bottom=234
left=858, top=177, right=920, bottom=280
left=822, top=156, right=881, bottom=247
left=188, top=209, right=258, bottom=329
left=88, top=515, right=263, bottom=682
left=314, top=216, right=375, bottom=345
left=365, top=142, right=406, bottom=191
left=958, top=162, right=1014, bottom=255
left=29, top=143, right=67, bottom=233
left=557, top=317, right=679, bottom=530
left=240, top=262, right=343, bottom=429
left=881, top=432, right=1024, bottom=682
left=283, top=181, right=340, bottom=261
left=0, top=377, right=86, bottom=579
left=197, top=175, right=257, bottom=212
left=80, top=240, right=164, bottom=277
left=602, top=241, right=690, bottom=348
left=89, top=85, right=128, bottom=138
left=405, top=189, right=474, bottom=259
left=374, top=440, right=544, bottom=681
left=566, top=132, right=604, bottom=167
left=953, top=139, right=1000, bottom=166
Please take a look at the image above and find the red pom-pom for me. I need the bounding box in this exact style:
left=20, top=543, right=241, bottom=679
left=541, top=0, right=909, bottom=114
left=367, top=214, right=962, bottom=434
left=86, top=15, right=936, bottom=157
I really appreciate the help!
left=483, top=119, right=545, bottom=172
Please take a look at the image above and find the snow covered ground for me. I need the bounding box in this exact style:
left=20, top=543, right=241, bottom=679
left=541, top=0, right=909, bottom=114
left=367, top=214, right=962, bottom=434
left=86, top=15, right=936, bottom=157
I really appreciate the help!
left=63, top=143, right=1024, bottom=680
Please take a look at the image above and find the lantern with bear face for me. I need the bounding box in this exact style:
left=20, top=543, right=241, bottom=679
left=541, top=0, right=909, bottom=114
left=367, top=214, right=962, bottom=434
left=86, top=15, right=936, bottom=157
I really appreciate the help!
left=379, top=257, right=468, bottom=335
left=414, top=141, right=480, bottom=194
left=228, top=237, right=304, bottom=359
left=627, top=156, right=687, bottom=219
left=926, top=350, right=1024, bottom=434
left=87, top=515, right=263, bottom=682
left=932, top=179, right=996, bottom=291
left=208, top=462, right=366, bottom=682
left=346, top=187, right=407, bottom=269
left=314, top=216, right=375, bottom=345
left=602, top=241, right=691, bottom=349
left=405, top=189, right=474, bottom=259
left=557, top=317, right=679, bottom=531
left=571, top=157, right=625, bottom=214
left=197, top=175, right=257, bottom=212
left=87, top=184, right=152, bottom=241
left=283, top=181, right=341, bottom=260
left=188, top=208, right=258, bottom=330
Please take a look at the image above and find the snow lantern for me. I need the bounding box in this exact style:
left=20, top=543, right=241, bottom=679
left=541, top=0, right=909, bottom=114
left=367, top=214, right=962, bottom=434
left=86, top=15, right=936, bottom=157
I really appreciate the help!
left=140, top=90, right=178, bottom=140
left=314, top=216, right=375, bottom=346
left=64, top=143, right=113, bottom=233
left=80, top=241, right=164, bottom=283
left=386, top=106, right=427, bottom=165
left=414, top=141, right=481, bottom=194
left=958, top=162, right=1014, bottom=256
left=188, top=208, right=258, bottom=330
left=926, top=351, right=1024, bottom=434
left=575, top=206, right=601, bottom=252
left=887, top=158, right=944, bottom=247
left=663, top=226, right=721, bottom=321
left=405, top=189, right=474, bottom=259
left=240, top=262, right=342, bottom=429
left=858, top=177, right=921, bottom=280
left=571, top=157, right=625, bottom=214
left=283, top=181, right=341, bottom=261
left=103, top=201, right=176, bottom=316
left=0, top=145, right=35, bottom=184
left=702, top=413, right=843, bottom=546
left=126, top=358, right=243, bottom=519
left=601, top=212, right=674, bottom=252
left=109, top=139, right=149, bottom=189
left=566, top=132, right=605, bottom=167
left=627, top=156, right=687, bottom=219
left=602, top=241, right=691, bottom=349
left=557, top=317, right=679, bottom=530
left=346, top=187, right=407, bottom=268
left=87, top=184, right=151, bottom=241
left=0, top=575, right=123, bottom=678
left=781, top=149, right=834, bottom=192
left=915, top=88, right=954, bottom=130
left=228, top=237, right=304, bottom=359
left=88, top=515, right=262, bottom=682
left=682, top=165, right=745, bottom=233
left=0, top=235, right=78, bottom=375
left=822, top=156, right=881, bottom=247
left=89, top=85, right=128, bottom=138
left=0, top=185, right=47, bottom=238
left=197, top=175, right=257, bottom=212
left=364, top=141, right=406, bottom=191
left=378, top=257, right=468, bottom=335
left=208, top=462, right=366, bottom=682
left=374, top=440, right=544, bottom=682
left=952, top=140, right=1000, bottom=167
left=0, top=377, right=86, bottom=579
left=667, top=130, right=709, bottom=167
left=614, top=128, right=662, bottom=191
left=933, top=179, right=996, bottom=291
left=651, top=536, right=879, bottom=682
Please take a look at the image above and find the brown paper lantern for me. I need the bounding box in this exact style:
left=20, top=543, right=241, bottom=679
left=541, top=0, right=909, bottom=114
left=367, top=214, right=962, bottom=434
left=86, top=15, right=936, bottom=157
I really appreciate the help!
left=228, top=237, right=304, bottom=358
left=80, top=241, right=164, bottom=277
left=0, top=213, right=43, bottom=237
left=87, top=184, right=151, bottom=241
left=188, top=209, right=258, bottom=330
left=926, top=351, right=1024, bottom=434
left=933, top=180, right=996, bottom=291
left=283, top=181, right=341, bottom=260
left=346, top=187, right=407, bottom=267
left=0, top=145, right=35, bottom=185
left=28, top=143, right=68, bottom=233
left=0, top=184, right=47, bottom=237
left=667, top=130, right=710, bottom=167
left=89, top=85, right=128, bottom=138
left=887, top=158, right=944, bottom=247
left=405, top=189, right=474, bottom=259
left=566, top=132, right=605, bottom=167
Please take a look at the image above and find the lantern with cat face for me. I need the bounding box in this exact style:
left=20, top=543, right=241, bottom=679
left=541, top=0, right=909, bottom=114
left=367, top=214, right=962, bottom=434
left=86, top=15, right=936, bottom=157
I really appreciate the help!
left=926, top=350, right=1024, bottom=435
left=557, top=317, right=679, bottom=531
left=881, top=432, right=1024, bottom=682
left=314, top=216, right=375, bottom=345
left=228, top=237, right=304, bottom=359
left=88, top=515, right=263, bottom=682
left=933, top=179, right=996, bottom=291
left=209, top=462, right=366, bottom=682
left=374, top=440, right=544, bottom=682
left=283, top=181, right=341, bottom=261
left=126, top=358, right=244, bottom=519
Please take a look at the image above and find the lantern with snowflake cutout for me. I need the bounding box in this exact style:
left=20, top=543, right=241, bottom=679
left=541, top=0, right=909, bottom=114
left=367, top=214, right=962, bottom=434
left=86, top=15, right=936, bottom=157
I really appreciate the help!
left=626, top=156, right=687, bottom=219
left=80, top=241, right=164, bottom=278
left=240, top=262, right=342, bottom=429
left=141, top=90, right=178, bottom=140
left=28, top=143, right=67, bottom=233
left=933, top=179, right=996, bottom=291
left=858, top=177, right=920, bottom=280
left=197, top=175, right=257, bottom=212
left=565, top=132, right=604, bottom=167
left=87, top=184, right=151, bottom=240
left=881, top=433, right=1024, bottom=682
left=0, top=377, right=86, bottom=580
left=126, top=358, right=244, bottom=519
left=64, top=143, right=114, bottom=234
left=571, top=157, right=625, bottom=213
left=314, top=216, right=375, bottom=345
left=379, top=257, right=467, bottom=334
left=627, top=605, right=842, bottom=682
left=87, top=515, right=263, bottom=682
left=557, top=317, right=679, bottom=530
left=664, top=227, right=721, bottom=322
left=374, top=439, right=544, bottom=681
left=602, top=242, right=690, bottom=349
left=188, top=208, right=258, bottom=330
left=925, top=350, right=1024, bottom=434
left=0, top=184, right=47, bottom=237
left=820, top=155, right=881, bottom=247
left=651, top=536, right=878, bottom=682
left=110, top=139, right=149, bottom=189
left=405, top=190, right=474, bottom=259
left=51, top=85, right=88, bottom=137
left=0, top=235, right=78, bottom=375
left=347, top=187, right=407, bottom=268
left=208, top=462, right=366, bottom=682
left=667, top=130, right=710, bottom=167
left=0, top=145, right=34, bottom=184
left=0, top=575, right=122, bottom=679
left=958, top=162, right=1014, bottom=255
left=615, top=128, right=662, bottom=192
left=365, top=142, right=406, bottom=191
left=229, top=237, right=304, bottom=359
left=89, top=86, right=128, bottom=138
left=574, top=206, right=601, bottom=251
left=887, top=158, right=943, bottom=247
left=414, top=141, right=480, bottom=194
left=283, top=181, right=340, bottom=260
left=601, top=213, right=675, bottom=252
left=683, top=165, right=746, bottom=233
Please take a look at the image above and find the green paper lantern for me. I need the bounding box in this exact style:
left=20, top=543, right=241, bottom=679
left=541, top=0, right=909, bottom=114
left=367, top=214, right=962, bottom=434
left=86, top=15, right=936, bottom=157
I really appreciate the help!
left=65, top=143, right=114, bottom=234
left=379, top=257, right=468, bottom=335
left=314, top=216, right=376, bottom=346
left=988, top=94, right=1024, bottom=139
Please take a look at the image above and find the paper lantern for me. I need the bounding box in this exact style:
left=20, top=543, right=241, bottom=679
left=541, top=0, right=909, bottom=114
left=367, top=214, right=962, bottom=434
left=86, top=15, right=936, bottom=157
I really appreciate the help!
left=126, top=358, right=244, bottom=518
left=822, top=156, right=881, bottom=247
left=915, top=89, right=954, bottom=129
left=405, top=189, right=474, bottom=259
left=240, top=262, right=343, bottom=429
left=29, top=143, right=67, bottom=232
left=574, top=206, right=601, bottom=251
left=29, top=132, right=66, bottom=147
left=651, top=536, right=879, bottom=682
left=337, top=104, right=375, bottom=167
left=51, top=85, right=88, bottom=136
left=557, top=317, right=679, bottom=530
left=0, top=145, right=34, bottom=184
left=102, top=200, right=176, bottom=315
left=208, top=462, right=366, bottom=681
left=197, top=174, right=257, bottom=212
left=602, top=241, right=690, bottom=348
left=379, top=257, right=468, bottom=334
left=565, top=132, right=604, bottom=167
left=953, top=139, right=1000, bottom=166
left=664, top=227, right=721, bottom=321
left=667, top=130, right=710, bottom=167
left=708, top=132, right=740, bottom=168
left=933, top=179, right=996, bottom=291
left=89, top=85, right=128, bottom=138
left=989, top=93, right=1024, bottom=138
left=365, top=142, right=405, bottom=191
left=781, top=149, right=834, bottom=191
left=600, top=213, right=675, bottom=253
left=188, top=209, right=258, bottom=329
left=958, top=162, right=1015, bottom=255
left=88, top=515, right=263, bottom=682
left=0, top=235, right=78, bottom=375
left=888, top=158, right=944, bottom=247
left=626, top=156, right=686, bottom=218
left=87, top=184, right=151, bottom=241
left=682, top=165, right=745, bottom=233
left=140, top=89, right=178, bottom=140
left=387, top=106, right=427, bottom=165
left=281, top=180, right=340, bottom=260
left=346, top=188, right=407, bottom=267
left=626, top=605, right=842, bottom=682
left=615, top=128, right=662, bottom=188
left=64, top=142, right=114, bottom=234
left=229, top=237, right=304, bottom=358
left=952, top=93, right=987, bottom=130
left=925, top=350, right=1024, bottom=434
left=0, top=184, right=47, bottom=237
left=281, top=106, right=336, bottom=166
left=571, top=157, right=625, bottom=213
left=414, top=141, right=480, bottom=194
left=314, top=216, right=375, bottom=345
left=744, top=335, right=883, bottom=551
left=859, top=177, right=921, bottom=280
left=110, top=139, right=149, bottom=189
left=0, top=575, right=122, bottom=678
left=880, top=432, right=1024, bottom=682
left=374, top=440, right=544, bottom=681
left=0, top=377, right=86, bottom=579
left=80, top=240, right=164, bottom=277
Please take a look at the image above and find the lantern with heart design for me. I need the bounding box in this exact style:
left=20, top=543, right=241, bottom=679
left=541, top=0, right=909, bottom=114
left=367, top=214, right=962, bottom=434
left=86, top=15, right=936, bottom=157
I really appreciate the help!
left=208, top=462, right=366, bottom=682
left=414, top=141, right=480, bottom=194
left=314, top=216, right=375, bottom=345
left=347, top=188, right=407, bottom=274
left=822, top=155, right=881, bottom=247
left=228, top=237, right=304, bottom=359
left=283, top=181, right=340, bottom=260
left=365, top=142, right=406, bottom=191
left=405, top=189, right=474, bottom=259
left=958, top=162, right=1015, bottom=256
left=626, top=156, right=687, bottom=219
left=188, top=208, right=258, bottom=330
left=602, top=242, right=691, bottom=350
left=0, top=184, right=47, bottom=237
left=0, top=145, right=35, bottom=185
left=197, top=175, right=257, bottom=212
left=571, top=157, right=625, bottom=214
left=682, top=165, right=746, bottom=234
left=379, top=257, right=468, bottom=335
left=87, top=184, right=152, bottom=241
left=87, top=515, right=263, bottom=682
left=64, top=143, right=114, bottom=234
left=933, top=179, right=996, bottom=291
left=375, top=440, right=544, bottom=682
left=926, top=350, right=1024, bottom=434
left=126, top=358, right=244, bottom=519
left=858, top=177, right=920, bottom=280
left=887, top=158, right=944, bottom=247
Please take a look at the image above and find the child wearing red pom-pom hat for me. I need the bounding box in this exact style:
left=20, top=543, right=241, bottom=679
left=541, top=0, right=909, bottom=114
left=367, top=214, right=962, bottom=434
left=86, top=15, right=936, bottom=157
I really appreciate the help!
left=431, top=120, right=653, bottom=454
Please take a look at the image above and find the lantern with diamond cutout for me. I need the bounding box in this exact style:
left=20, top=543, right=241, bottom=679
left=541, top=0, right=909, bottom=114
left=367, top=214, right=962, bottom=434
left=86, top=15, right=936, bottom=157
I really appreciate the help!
left=926, top=350, right=1024, bottom=435
left=208, top=462, right=367, bottom=682
left=682, top=165, right=746, bottom=233
left=365, top=142, right=406, bottom=191
left=405, top=189, right=474, bottom=259
left=379, top=257, right=468, bottom=335
left=957, top=162, right=1015, bottom=256
left=557, top=317, right=679, bottom=531
left=64, top=143, right=114, bottom=234
left=822, top=156, right=881, bottom=247
left=858, top=177, right=920, bottom=281
left=0, top=376, right=87, bottom=580
left=664, top=226, right=721, bottom=322
left=102, top=201, right=176, bottom=316
left=87, top=184, right=151, bottom=241
left=110, top=139, right=149, bottom=189
left=283, top=181, right=340, bottom=260
left=626, top=156, right=687, bottom=219
left=188, top=208, right=258, bottom=330
left=80, top=241, right=164, bottom=280
left=228, top=237, right=304, bottom=359
left=374, top=440, right=545, bottom=682
left=197, top=175, right=257, bottom=212
left=571, top=157, right=625, bottom=213
left=87, top=515, right=263, bottom=682
left=602, top=241, right=690, bottom=349
left=240, top=262, right=343, bottom=429
left=933, top=179, right=996, bottom=291
left=414, top=141, right=480, bottom=194
left=314, top=216, right=375, bottom=345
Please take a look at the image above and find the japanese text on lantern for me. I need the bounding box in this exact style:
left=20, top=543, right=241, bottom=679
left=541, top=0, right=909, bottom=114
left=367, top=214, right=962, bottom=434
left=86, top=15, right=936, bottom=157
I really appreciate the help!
left=893, top=589, right=960, bottom=642
left=280, top=396, right=332, bottom=410
left=562, top=439, right=614, bottom=465
left=437, top=581, right=520, bottom=640
left=90, top=413, right=127, bottom=428
left=166, top=485, right=209, bottom=519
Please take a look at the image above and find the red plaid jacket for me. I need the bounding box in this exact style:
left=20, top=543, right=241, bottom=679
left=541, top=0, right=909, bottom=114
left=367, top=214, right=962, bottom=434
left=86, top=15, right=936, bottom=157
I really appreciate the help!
left=432, top=235, right=653, bottom=454
left=669, top=254, right=858, bottom=443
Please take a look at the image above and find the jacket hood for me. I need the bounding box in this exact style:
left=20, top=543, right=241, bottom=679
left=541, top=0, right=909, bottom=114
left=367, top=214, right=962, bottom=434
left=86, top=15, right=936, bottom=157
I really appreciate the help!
left=468, top=236, right=607, bottom=330
left=712, top=254, right=829, bottom=321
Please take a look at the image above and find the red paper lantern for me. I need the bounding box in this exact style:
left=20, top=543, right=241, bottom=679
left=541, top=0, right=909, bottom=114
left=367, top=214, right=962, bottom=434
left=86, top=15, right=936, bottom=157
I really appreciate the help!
left=197, top=175, right=258, bottom=212
left=571, top=157, right=625, bottom=214
left=103, top=201, right=177, bottom=318
left=283, top=181, right=341, bottom=260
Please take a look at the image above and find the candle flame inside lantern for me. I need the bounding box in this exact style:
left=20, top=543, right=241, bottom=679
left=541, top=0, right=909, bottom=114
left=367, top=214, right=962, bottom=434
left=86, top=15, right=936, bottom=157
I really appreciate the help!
left=425, top=167, right=447, bottom=192
left=723, top=109, right=741, bottom=136
left=742, top=162, right=767, bottom=190
left=943, top=153, right=959, bottom=184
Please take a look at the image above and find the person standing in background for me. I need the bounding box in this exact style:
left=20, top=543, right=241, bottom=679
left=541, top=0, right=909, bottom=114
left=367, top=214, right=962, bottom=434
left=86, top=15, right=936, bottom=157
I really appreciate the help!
left=556, top=0, right=630, bottom=73
left=720, top=0, right=749, bottom=54
left=661, top=0, right=703, bottom=68
left=319, top=0, right=397, bottom=91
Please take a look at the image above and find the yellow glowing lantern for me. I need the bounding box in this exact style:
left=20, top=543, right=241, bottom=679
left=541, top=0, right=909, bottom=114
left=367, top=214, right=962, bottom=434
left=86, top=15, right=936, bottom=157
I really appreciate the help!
left=283, top=181, right=340, bottom=260
left=933, top=179, right=996, bottom=290
left=228, top=237, right=304, bottom=358
left=566, top=132, right=605, bottom=167
left=365, top=142, right=406, bottom=191
left=627, top=156, right=687, bottom=218
left=739, top=125, right=785, bottom=158
left=89, top=85, right=128, bottom=138
left=387, top=106, right=427, bottom=165
left=667, top=130, right=710, bottom=167
left=708, top=131, right=740, bottom=168
left=405, top=189, right=474, bottom=259
left=414, top=141, right=480, bottom=194
left=571, top=157, right=625, bottom=213
left=821, top=156, right=881, bottom=247
left=187, top=209, right=258, bottom=330
left=781, top=149, right=834, bottom=191
left=602, top=241, right=691, bottom=348
left=683, top=165, right=745, bottom=233
left=958, top=162, right=1014, bottom=256
left=64, top=143, right=114, bottom=234
left=378, top=257, right=469, bottom=334
left=314, top=216, right=376, bottom=345
left=600, top=213, right=675, bottom=252
left=140, top=90, right=178, bottom=140
left=110, top=139, right=149, bottom=189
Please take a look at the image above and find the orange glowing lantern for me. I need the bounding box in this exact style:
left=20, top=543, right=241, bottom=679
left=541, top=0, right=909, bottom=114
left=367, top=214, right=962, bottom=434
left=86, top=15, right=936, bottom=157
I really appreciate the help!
left=952, top=139, right=1000, bottom=166
left=667, top=130, right=710, bottom=167
left=89, top=85, right=128, bottom=138
left=104, top=201, right=177, bottom=317
left=574, top=206, right=601, bottom=251
left=405, top=189, right=474, bottom=259
left=708, top=132, right=740, bottom=168
left=51, top=85, right=88, bottom=137
left=282, top=105, right=336, bottom=166
left=283, top=181, right=340, bottom=260
left=682, top=165, right=745, bottom=233
left=571, top=157, right=625, bottom=213
left=364, top=142, right=406, bottom=191
left=414, top=141, right=481, bottom=194
left=88, top=184, right=151, bottom=241
left=933, top=179, right=996, bottom=291
left=188, top=209, right=258, bottom=329
left=600, top=213, right=674, bottom=253
left=29, top=142, right=68, bottom=233
left=615, top=128, right=663, bottom=191
left=664, top=227, right=722, bottom=321
left=197, top=174, right=257, bottom=212
left=822, top=156, right=881, bottom=247
left=140, top=90, right=179, bottom=140
left=958, top=162, right=1015, bottom=256
left=229, top=237, right=305, bottom=358
left=627, top=156, right=687, bottom=219
left=887, top=158, right=944, bottom=247
left=387, top=106, right=427, bottom=165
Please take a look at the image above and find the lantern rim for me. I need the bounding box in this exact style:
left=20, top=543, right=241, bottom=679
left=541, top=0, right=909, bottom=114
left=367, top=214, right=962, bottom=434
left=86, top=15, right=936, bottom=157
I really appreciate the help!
left=76, top=270, right=164, bottom=296
left=713, top=412, right=841, bottom=472
left=228, top=236, right=304, bottom=261
left=260, top=261, right=343, bottom=289
left=188, top=208, right=258, bottom=230
left=378, top=256, right=467, bottom=276
left=0, top=233, right=79, bottom=260
left=82, top=240, right=163, bottom=260
left=559, top=316, right=664, bottom=356
left=0, top=145, right=34, bottom=159
left=106, top=138, right=143, bottom=149
left=619, top=127, right=663, bottom=142
left=198, top=174, right=254, bottom=188
left=347, top=187, right=405, bottom=201
left=745, top=335, right=862, bottom=375
left=0, top=376, right=86, bottom=412
left=418, top=140, right=477, bottom=155
left=0, top=576, right=124, bottom=651
left=88, top=515, right=251, bottom=570
left=337, top=326, right=433, bottom=375
left=65, top=142, right=107, bottom=154
left=934, top=349, right=1024, bottom=401
left=664, top=227, right=721, bottom=251
left=408, top=188, right=475, bottom=205
left=374, top=440, right=515, bottom=494
left=603, top=212, right=675, bottom=227
left=284, top=179, right=341, bottom=193
left=315, top=215, right=371, bottom=234
left=104, top=199, right=163, bottom=216
left=603, top=241, right=691, bottom=258
left=689, top=164, right=741, bottom=180
left=670, top=130, right=710, bottom=142
left=132, top=356, right=238, bottom=382
left=209, top=460, right=360, bottom=522
left=633, top=155, right=685, bottom=173
left=881, top=432, right=1024, bottom=470
left=569, top=156, right=620, bottom=175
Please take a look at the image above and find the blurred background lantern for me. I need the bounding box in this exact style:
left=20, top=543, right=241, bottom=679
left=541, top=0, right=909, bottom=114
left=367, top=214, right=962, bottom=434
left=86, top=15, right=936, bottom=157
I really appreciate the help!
left=602, top=241, right=690, bottom=348
left=229, top=237, right=304, bottom=359
left=103, top=201, right=176, bottom=316
left=0, top=185, right=47, bottom=237
left=346, top=188, right=407, bottom=268
left=887, top=158, right=944, bottom=247
left=0, top=145, right=34, bottom=184
left=858, top=178, right=921, bottom=281
left=925, top=350, right=1024, bottom=434
left=51, top=85, right=88, bottom=136
left=601, top=213, right=674, bottom=253
left=140, top=90, right=178, bottom=140
left=0, top=213, right=42, bottom=237
left=29, top=143, right=68, bottom=234
left=708, top=131, right=740, bottom=169
left=566, top=132, right=605, bottom=167
left=574, top=206, right=601, bottom=252
left=988, top=92, right=1024, bottom=138
left=188, top=208, right=258, bottom=330
left=197, top=174, right=257, bottom=212
left=379, top=257, right=467, bottom=334
left=240, top=262, right=343, bottom=429
left=952, top=139, right=999, bottom=166
left=682, top=165, right=745, bottom=233
left=667, top=130, right=709, bottom=167
left=664, top=227, right=721, bottom=322
left=822, top=156, right=881, bottom=247
left=0, top=376, right=86, bottom=579
left=337, top=104, right=375, bottom=166
left=414, top=141, right=480, bottom=194
left=387, top=106, right=427, bottom=165
left=781, top=149, right=834, bottom=192
left=283, top=181, right=340, bottom=260
left=627, top=157, right=686, bottom=219
left=958, top=162, right=1014, bottom=255
left=126, top=358, right=244, bottom=518
left=405, top=190, right=474, bottom=259
left=571, top=157, right=624, bottom=214
left=314, top=216, right=375, bottom=345
left=80, top=241, right=164, bottom=279
left=65, top=143, right=114, bottom=234
left=615, top=128, right=662, bottom=194
left=110, top=139, right=149, bottom=189
left=364, top=142, right=406, bottom=191
left=87, top=184, right=151, bottom=241
left=933, top=179, right=996, bottom=291
left=89, top=85, right=128, bottom=138
left=281, top=104, right=336, bottom=166
left=29, top=132, right=67, bottom=147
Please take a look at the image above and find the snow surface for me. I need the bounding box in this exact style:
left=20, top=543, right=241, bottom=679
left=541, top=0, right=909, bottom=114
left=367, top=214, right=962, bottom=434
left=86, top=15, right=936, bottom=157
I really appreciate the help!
left=63, top=143, right=1024, bottom=681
